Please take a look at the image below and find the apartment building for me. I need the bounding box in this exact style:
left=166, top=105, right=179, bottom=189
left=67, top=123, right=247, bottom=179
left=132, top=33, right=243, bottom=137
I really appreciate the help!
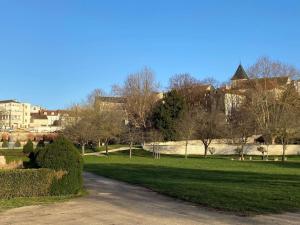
left=31, top=105, right=42, bottom=113
left=0, top=100, right=31, bottom=129
left=39, top=110, right=60, bottom=126
left=30, top=113, right=48, bottom=127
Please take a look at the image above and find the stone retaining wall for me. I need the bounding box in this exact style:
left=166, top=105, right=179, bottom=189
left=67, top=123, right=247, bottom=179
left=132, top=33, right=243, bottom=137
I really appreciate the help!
left=143, top=140, right=300, bottom=156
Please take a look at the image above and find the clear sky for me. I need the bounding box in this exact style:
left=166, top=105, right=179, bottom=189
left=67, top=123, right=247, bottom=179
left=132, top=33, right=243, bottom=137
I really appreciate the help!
left=0, top=0, right=299, bottom=109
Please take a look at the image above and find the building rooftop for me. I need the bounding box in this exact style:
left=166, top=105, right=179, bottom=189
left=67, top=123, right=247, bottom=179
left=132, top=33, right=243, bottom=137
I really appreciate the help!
left=0, top=100, right=19, bottom=104
left=40, top=110, right=60, bottom=116
left=231, top=76, right=290, bottom=91
left=31, top=113, right=48, bottom=120
left=231, top=64, right=249, bottom=80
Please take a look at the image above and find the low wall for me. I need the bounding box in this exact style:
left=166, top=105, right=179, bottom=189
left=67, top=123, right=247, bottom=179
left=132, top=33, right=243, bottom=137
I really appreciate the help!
left=143, top=140, right=300, bottom=156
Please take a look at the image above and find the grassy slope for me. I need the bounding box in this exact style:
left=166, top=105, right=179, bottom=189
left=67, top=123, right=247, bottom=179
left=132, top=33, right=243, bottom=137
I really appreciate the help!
left=84, top=150, right=300, bottom=215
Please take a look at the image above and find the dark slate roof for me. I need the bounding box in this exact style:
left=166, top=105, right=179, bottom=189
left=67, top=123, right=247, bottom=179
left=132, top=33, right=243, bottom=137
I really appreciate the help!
left=0, top=99, right=19, bottom=104
left=231, top=64, right=249, bottom=80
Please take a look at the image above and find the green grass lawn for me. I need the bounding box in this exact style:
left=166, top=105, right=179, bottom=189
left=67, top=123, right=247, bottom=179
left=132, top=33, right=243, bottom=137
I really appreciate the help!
left=84, top=149, right=300, bottom=215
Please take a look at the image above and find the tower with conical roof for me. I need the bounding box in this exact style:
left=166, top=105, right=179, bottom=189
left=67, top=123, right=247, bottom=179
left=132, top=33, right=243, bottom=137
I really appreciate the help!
left=230, top=64, right=249, bottom=87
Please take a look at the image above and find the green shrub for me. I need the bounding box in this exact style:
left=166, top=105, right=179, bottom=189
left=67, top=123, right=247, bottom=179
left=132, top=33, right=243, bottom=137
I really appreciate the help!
left=2, top=140, right=9, bottom=148
left=23, top=140, right=34, bottom=154
left=36, top=136, right=83, bottom=195
left=0, top=169, right=64, bottom=198
left=36, top=140, right=45, bottom=148
left=14, top=140, right=21, bottom=148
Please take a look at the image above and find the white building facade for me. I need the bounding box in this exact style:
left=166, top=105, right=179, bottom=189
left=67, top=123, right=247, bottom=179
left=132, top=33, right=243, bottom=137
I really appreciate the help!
left=0, top=100, right=31, bottom=129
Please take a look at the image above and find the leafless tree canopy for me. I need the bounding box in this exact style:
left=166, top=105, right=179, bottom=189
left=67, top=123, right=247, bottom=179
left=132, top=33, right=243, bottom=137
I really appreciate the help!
left=63, top=89, right=124, bottom=155
left=175, top=109, right=199, bottom=158
left=227, top=103, right=256, bottom=159
left=195, top=107, right=226, bottom=157
left=169, top=73, right=200, bottom=90
left=201, top=77, right=220, bottom=88
left=115, top=67, right=160, bottom=129
left=87, top=88, right=106, bottom=107
left=247, top=56, right=300, bottom=79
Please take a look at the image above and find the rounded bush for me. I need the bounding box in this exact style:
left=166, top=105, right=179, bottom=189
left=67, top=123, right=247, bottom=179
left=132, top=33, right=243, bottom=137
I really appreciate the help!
left=23, top=140, right=34, bottom=154
left=36, top=136, right=83, bottom=195
left=36, top=140, right=45, bottom=148
left=14, top=140, right=21, bottom=148
left=2, top=140, right=9, bottom=148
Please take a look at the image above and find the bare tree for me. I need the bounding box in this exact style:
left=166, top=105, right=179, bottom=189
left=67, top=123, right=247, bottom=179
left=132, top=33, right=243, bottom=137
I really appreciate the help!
left=169, top=73, right=217, bottom=111
left=87, top=88, right=106, bottom=107
left=227, top=105, right=256, bottom=160
left=272, top=86, right=300, bottom=161
left=63, top=111, right=94, bottom=155
left=175, top=109, right=198, bottom=159
left=201, top=76, right=220, bottom=88
left=63, top=89, right=123, bottom=156
left=196, top=108, right=226, bottom=158
left=248, top=77, right=300, bottom=162
left=146, top=128, right=163, bottom=159
left=114, top=67, right=160, bottom=132
left=247, top=56, right=300, bottom=79
left=121, top=125, right=142, bottom=158
left=95, top=110, right=123, bottom=156
left=169, top=73, right=199, bottom=90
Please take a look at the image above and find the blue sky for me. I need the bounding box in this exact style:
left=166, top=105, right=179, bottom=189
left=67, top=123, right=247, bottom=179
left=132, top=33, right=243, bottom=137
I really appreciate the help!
left=0, top=0, right=299, bottom=109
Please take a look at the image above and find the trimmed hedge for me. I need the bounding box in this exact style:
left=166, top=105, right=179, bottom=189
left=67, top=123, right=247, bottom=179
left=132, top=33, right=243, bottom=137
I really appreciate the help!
left=0, top=169, right=64, bottom=199
left=23, top=140, right=34, bottom=154
left=36, top=137, right=83, bottom=195
left=2, top=140, right=8, bottom=148
left=14, top=140, right=21, bottom=148
left=36, top=140, right=45, bottom=148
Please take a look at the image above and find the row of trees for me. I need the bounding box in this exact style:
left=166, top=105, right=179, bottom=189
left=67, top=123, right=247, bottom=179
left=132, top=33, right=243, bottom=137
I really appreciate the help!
left=63, top=57, right=300, bottom=161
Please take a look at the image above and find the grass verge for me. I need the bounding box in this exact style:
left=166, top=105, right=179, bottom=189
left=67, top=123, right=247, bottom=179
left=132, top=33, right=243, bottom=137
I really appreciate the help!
left=0, top=190, right=87, bottom=212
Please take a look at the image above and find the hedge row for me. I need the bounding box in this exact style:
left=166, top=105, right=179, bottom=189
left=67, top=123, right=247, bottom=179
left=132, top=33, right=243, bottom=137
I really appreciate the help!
left=0, top=137, right=83, bottom=198
left=0, top=169, right=65, bottom=199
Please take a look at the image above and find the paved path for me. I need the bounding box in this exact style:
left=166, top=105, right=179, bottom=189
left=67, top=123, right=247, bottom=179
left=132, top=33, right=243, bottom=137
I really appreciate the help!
left=84, top=147, right=139, bottom=156
left=0, top=172, right=299, bottom=225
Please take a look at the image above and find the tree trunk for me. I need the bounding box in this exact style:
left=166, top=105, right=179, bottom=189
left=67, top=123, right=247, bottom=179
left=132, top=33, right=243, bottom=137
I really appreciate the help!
left=185, top=140, right=188, bottom=159
left=272, top=136, right=276, bottom=144
left=81, top=144, right=85, bottom=156
left=98, top=140, right=101, bottom=148
left=105, top=139, right=109, bottom=156
left=282, top=140, right=286, bottom=162
left=129, top=141, right=132, bottom=159
left=204, top=143, right=208, bottom=158
left=152, top=144, right=155, bottom=157
left=241, top=145, right=244, bottom=161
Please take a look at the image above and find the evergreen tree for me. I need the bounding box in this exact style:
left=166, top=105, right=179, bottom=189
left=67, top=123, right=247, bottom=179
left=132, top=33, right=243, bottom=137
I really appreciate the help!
left=151, top=90, right=186, bottom=140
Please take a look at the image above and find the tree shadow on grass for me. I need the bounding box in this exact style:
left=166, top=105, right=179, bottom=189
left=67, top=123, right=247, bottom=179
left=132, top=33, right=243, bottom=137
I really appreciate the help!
left=84, top=162, right=300, bottom=215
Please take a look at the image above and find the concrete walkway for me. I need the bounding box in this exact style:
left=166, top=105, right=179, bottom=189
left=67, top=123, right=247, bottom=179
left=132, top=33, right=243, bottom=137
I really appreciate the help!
left=0, top=172, right=299, bottom=225
left=84, top=147, right=139, bottom=156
